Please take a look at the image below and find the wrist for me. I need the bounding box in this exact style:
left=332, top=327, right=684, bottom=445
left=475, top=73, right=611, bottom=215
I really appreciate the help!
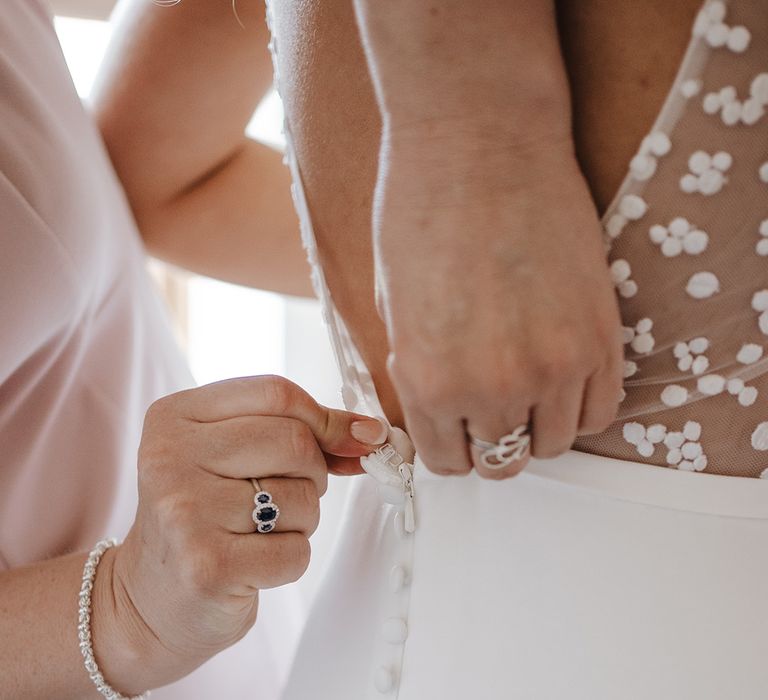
left=89, top=545, right=156, bottom=697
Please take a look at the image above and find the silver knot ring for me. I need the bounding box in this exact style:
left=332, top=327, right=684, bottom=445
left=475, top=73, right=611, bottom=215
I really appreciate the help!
left=469, top=425, right=531, bottom=470
left=250, top=478, right=280, bottom=533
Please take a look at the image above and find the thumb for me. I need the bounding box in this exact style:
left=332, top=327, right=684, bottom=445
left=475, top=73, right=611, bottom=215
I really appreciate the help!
left=315, top=408, right=388, bottom=458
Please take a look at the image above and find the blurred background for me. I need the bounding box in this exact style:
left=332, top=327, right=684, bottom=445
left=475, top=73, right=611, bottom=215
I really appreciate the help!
left=50, top=1, right=352, bottom=697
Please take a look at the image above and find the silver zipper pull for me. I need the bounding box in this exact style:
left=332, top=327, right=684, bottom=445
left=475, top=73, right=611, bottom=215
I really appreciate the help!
left=398, top=462, right=416, bottom=533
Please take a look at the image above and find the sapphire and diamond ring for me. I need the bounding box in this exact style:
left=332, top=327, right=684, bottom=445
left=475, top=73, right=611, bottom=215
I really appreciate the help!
left=250, top=478, right=280, bottom=533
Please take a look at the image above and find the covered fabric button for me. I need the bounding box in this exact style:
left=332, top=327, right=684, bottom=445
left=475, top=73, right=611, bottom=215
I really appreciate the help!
left=705, top=22, right=729, bottom=47
left=393, top=511, right=407, bottom=539
left=629, top=153, right=657, bottom=181
left=374, top=667, right=396, bottom=694
left=619, top=194, right=648, bottom=220
left=389, top=565, right=408, bottom=593
left=704, top=0, right=726, bottom=22
left=681, top=79, right=702, bottom=99
left=646, top=132, right=672, bottom=156
left=605, top=213, right=628, bottom=239
left=382, top=618, right=409, bottom=645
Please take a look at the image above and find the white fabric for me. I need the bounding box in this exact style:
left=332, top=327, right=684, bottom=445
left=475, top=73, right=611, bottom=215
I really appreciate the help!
left=283, top=453, right=768, bottom=700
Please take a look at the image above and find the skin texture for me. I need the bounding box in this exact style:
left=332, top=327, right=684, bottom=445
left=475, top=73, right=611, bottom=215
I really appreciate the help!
left=0, top=377, right=385, bottom=698
left=94, top=0, right=313, bottom=297
left=270, top=0, right=701, bottom=474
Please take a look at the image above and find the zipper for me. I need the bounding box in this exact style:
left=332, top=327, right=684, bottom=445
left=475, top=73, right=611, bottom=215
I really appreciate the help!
left=398, top=461, right=416, bottom=533
left=361, top=442, right=417, bottom=533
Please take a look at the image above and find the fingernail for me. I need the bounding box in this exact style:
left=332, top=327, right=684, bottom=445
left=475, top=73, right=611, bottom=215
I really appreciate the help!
left=350, top=418, right=388, bottom=445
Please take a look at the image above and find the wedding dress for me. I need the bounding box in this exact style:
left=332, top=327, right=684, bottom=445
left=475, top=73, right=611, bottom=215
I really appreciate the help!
left=268, top=2, right=768, bottom=697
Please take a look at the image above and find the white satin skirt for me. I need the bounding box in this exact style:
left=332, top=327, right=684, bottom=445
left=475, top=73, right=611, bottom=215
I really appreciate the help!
left=281, top=450, right=768, bottom=700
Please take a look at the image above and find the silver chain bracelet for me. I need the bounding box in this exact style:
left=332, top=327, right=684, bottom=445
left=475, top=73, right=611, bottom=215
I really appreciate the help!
left=78, top=538, right=150, bottom=700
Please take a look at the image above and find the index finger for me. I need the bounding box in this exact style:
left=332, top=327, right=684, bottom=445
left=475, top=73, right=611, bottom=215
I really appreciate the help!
left=169, top=375, right=386, bottom=458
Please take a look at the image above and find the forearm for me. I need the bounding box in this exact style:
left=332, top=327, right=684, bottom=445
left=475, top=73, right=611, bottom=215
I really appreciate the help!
left=136, top=139, right=312, bottom=297
left=352, top=0, right=573, bottom=145
left=94, top=0, right=310, bottom=297
left=0, top=549, right=144, bottom=700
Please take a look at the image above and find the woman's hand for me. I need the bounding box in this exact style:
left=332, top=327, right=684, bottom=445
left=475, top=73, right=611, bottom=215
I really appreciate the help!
left=92, top=376, right=385, bottom=694
left=353, top=0, right=624, bottom=478
left=374, top=135, right=625, bottom=478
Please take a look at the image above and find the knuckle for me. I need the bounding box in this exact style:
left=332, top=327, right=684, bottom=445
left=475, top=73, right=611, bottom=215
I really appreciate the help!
left=271, top=536, right=311, bottom=585
left=286, top=420, right=320, bottom=465
left=537, top=348, right=581, bottom=382
left=290, top=538, right=312, bottom=581
left=261, top=375, right=298, bottom=415
left=299, top=481, right=321, bottom=533
left=144, top=395, right=173, bottom=422
left=532, top=438, right=572, bottom=460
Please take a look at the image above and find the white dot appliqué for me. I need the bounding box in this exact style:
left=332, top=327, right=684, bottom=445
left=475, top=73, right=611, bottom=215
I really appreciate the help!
left=737, top=343, right=764, bottom=364
left=674, top=337, right=710, bottom=375
left=750, top=422, right=768, bottom=451
left=759, top=162, right=768, bottom=184
left=623, top=318, right=655, bottom=355
left=661, top=384, right=689, bottom=407
left=680, top=150, right=731, bottom=195
left=623, top=360, right=638, bottom=378
left=701, top=72, right=768, bottom=127
left=726, top=25, right=751, bottom=52
left=755, top=219, right=768, bottom=256
left=661, top=421, right=707, bottom=471
left=649, top=217, right=709, bottom=257
left=627, top=132, right=672, bottom=183
left=694, top=2, right=750, bottom=53
left=623, top=421, right=667, bottom=458
left=751, top=73, right=768, bottom=104
left=609, top=259, right=638, bottom=298
left=686, top=271, right=720, bottom=299
left=751, top=290, right=768, bottom=335
left=697, top=373, right=726, bottom=395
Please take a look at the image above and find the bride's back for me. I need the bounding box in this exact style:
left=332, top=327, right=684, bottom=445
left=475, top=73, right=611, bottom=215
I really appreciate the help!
left=270, top=0, right=699, bottom=428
